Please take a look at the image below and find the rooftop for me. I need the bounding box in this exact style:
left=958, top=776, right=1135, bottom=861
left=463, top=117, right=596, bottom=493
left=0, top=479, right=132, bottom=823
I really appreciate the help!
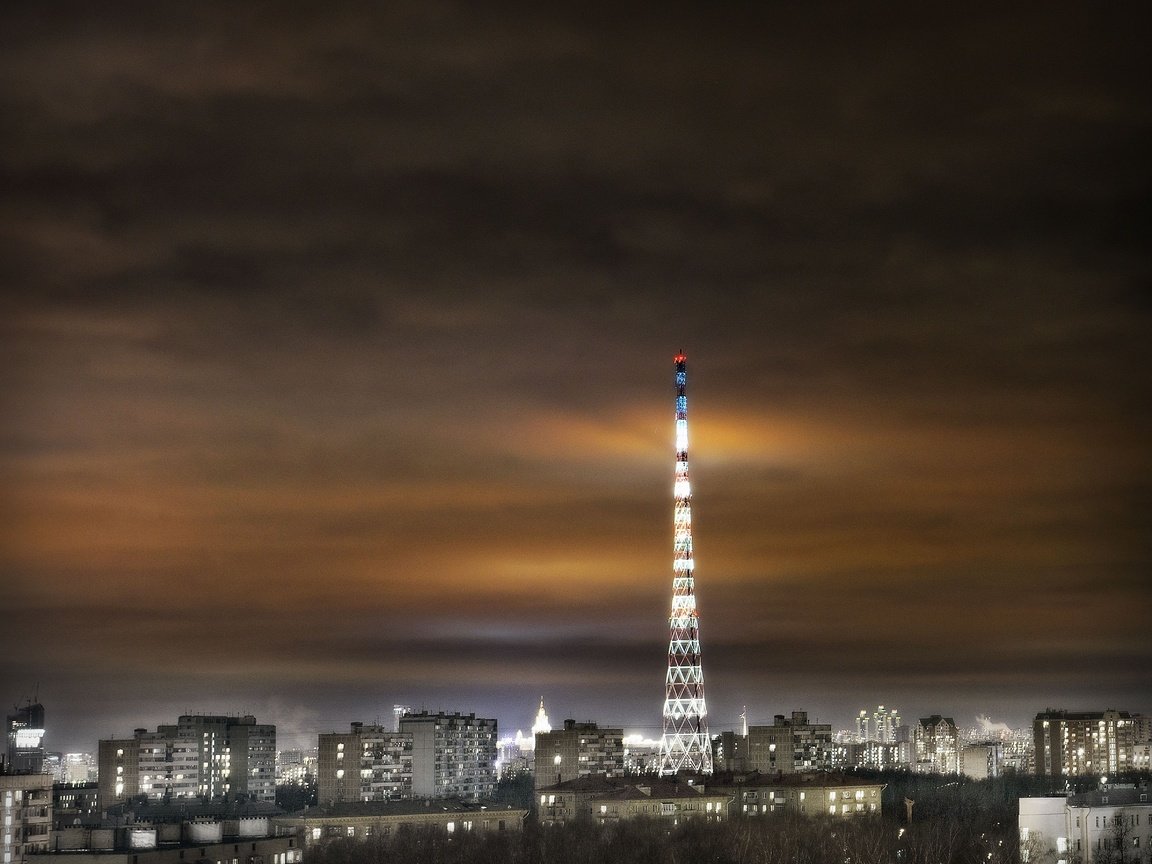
left=289, top=799, right=521, bottom=819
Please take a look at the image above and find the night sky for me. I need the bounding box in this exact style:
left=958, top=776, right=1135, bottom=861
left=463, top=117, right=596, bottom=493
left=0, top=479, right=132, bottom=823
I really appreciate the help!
left=2, top=2, right=1150, bottom=754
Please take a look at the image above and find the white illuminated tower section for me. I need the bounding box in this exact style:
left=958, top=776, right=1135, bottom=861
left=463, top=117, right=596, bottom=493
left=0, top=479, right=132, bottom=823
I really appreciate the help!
left=658, top=352, right=713, bottom=775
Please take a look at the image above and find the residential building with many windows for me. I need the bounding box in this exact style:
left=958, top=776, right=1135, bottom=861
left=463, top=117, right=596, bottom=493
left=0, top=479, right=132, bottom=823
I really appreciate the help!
left=745, top=712, right=833, bottom=774
left=536, top=776, right=729, bottom=825
left=98, top=715, right=275, bottom=809
left=317, top=723, right=412, bottom=805
left=1033, top=709, right=1148, bottom=777
left=708, top=771, right=885, bottom=819
left=1, top=771, right=52, bottom=864
left=915, top=715, right=960, bottom=774
left=397, top=712, right=496, bottom=802
left=533, top=721, right=625, bottom=790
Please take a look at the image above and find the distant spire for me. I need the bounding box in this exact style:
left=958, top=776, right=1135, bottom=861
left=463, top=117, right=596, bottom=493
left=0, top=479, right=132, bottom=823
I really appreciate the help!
left=531, top=697, right=552, bottom=736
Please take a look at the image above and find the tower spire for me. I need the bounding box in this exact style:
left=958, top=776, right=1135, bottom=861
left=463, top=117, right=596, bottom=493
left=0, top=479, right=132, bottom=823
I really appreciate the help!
left=658, top=352, right=713, bottom=775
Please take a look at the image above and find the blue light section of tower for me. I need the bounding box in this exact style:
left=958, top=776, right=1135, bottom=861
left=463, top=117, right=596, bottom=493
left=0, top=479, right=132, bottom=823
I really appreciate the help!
left=659, top=352, right=713, bottom=775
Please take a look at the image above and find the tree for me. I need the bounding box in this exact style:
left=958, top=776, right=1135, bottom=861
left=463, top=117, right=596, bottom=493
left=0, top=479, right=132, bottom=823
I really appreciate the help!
left=1094, top=808, right=1135, bottom=864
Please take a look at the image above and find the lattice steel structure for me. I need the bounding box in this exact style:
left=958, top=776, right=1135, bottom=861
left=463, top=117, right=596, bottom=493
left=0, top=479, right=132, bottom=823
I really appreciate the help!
left=658, top=352, right=713, bottom=775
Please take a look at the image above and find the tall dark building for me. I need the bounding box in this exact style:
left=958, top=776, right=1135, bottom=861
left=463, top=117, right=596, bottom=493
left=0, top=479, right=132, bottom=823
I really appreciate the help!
left=1033, top=708, right=1149, bottom=776
left=6, top=702, right=46, bottom=774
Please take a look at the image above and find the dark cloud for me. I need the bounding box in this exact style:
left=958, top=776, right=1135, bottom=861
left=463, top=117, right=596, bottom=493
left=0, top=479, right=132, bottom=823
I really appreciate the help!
left=2, top=0, right=1150, bottom=751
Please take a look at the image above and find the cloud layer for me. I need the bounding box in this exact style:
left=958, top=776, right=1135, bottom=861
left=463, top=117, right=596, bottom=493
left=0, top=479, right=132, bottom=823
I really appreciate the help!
left=2, top=0, right=1150, bottom=751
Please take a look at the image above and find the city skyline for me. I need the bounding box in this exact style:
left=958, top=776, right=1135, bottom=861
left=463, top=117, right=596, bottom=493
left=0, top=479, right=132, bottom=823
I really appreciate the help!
left=2, top=1, right=1150, bottom=754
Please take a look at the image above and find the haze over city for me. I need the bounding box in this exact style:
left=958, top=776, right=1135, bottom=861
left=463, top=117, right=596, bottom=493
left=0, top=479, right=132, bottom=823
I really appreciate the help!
left=2, top=1, right=1149, bottom=754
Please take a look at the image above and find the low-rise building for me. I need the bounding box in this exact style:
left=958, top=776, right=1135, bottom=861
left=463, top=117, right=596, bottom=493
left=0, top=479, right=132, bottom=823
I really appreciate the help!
left=31, top=800, right=295, bottom=864
left=536, top=776, right=729, bottom=825
left=1018, top=796, right=1069, bottom=863
left=52, top=782, right=100, bottom=829
left=1019, top=785, right=1152, bottom=863
left=274, top=800, right=526, bottom=846
left=708, top=771, right=885, bottom=818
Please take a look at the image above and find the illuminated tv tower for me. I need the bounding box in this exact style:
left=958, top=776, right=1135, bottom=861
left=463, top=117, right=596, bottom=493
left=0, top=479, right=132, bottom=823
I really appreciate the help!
left=658, top=352, right=713, bottom=775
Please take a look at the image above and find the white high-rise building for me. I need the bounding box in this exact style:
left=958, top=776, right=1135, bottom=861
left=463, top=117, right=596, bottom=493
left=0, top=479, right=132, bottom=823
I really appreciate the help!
left=873, top=706, right=901, bottom=744
left=855, top=710, right=869, bottom=743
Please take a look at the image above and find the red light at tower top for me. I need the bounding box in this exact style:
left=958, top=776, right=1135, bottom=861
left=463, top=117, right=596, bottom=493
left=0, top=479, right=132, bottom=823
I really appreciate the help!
left=675, top=352, right=686, bottom=364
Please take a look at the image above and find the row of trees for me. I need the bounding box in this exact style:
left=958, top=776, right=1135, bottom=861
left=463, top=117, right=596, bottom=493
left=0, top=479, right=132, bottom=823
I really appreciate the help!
left=297, top=770, right=1152, bottom=863
left=306, top=813, right=1009, bottom=864
left=302, top=770, right=1039, bottom=864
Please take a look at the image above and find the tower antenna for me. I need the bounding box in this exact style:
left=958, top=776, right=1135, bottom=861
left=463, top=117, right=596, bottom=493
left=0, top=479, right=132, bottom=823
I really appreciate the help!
left=658, top=352, right=713, bottom=775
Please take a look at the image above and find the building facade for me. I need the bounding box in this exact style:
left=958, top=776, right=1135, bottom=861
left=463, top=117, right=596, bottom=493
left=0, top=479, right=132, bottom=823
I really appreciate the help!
left=52, top=781, right=100, bottom=829
left=536, top=776, right=729, bottom=825
left=397, top=712, right=496, bottom=801
left=40, top=804, right=297, bottom=864
left=709, top=771, right=885, bottom=819
left=317, top=723, right=413, bottom=805
left=746, top=712, right=833, bottom=774
left=1, top=771, right=52, bottom=864
left=842, top=740, right=912, bottom=771
left=533, top=721, right=625, bottom=790
left=1033, top=709, right=1149, bottom=777
left=6, top=704, right=46, bottom=776
left=98, top=715, right=276, bottom=809
left=1019, top=786, right=1152, bottom=864
left=872, top=706, right=901, bottom=744
left=915, top=716, right=960, bottom=774
left=276, top=800, right=526, bottom=845
left=961, top=742, right=1003, bottom=780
